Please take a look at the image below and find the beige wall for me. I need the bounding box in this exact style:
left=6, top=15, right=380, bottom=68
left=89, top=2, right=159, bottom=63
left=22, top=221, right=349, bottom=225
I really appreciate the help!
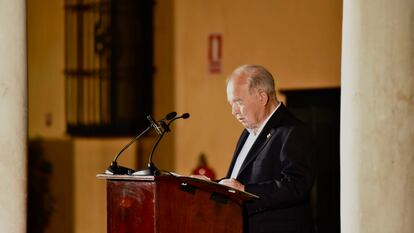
left=152, top=0, right=176, bottom=172
left=27, top=0, right=342, bottom=232
left=27, top=0, right=66, bottom=138
left=173, top=0, right=342, bottom=177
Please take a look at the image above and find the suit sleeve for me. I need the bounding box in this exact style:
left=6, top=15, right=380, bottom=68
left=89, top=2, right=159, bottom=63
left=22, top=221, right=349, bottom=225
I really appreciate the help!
left=243, top=125, right=315, bottom=215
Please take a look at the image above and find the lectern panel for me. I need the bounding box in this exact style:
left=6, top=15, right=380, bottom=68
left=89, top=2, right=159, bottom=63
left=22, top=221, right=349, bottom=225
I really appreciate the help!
left=108, top=181, right=155, bottom=233
left=156, top=179, right=243, bottom=233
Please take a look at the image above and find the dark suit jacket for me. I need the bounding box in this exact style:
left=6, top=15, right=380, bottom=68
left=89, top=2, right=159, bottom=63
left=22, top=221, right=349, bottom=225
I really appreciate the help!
left=226, top=103, right=315, bottom=233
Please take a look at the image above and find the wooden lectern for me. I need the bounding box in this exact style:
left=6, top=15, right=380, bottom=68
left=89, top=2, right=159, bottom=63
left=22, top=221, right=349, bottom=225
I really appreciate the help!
left=97, top=173, right=257, bottom=233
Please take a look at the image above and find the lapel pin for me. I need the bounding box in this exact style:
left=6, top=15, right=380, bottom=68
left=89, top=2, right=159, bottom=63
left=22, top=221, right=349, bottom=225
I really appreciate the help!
left=267, top=133, right=272, bottom=138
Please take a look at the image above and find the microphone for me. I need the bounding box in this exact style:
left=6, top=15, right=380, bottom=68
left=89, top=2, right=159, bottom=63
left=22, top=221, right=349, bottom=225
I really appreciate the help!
left=104, top=112, right=178, bottom=175
left=164, top=111, right=177, bottom=120
left=158, top=112, right=176, bottom=133
left=133, top=112, right=190, bottom=176
left=167, top=113, right=190, bottom=126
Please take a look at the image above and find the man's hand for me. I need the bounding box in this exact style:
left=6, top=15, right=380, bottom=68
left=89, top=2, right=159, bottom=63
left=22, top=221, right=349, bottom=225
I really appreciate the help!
left=219, top=178, right=245, bottom=191
left=190, top=175, right=211, bottom=181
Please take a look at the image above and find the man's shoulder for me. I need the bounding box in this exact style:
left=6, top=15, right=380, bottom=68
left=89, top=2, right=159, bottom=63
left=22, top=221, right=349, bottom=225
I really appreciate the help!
left=269, top=104, right=306, bottom=128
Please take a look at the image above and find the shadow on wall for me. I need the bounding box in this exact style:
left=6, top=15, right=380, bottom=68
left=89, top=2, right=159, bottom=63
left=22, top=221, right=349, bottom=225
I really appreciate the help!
left=27, top=139, right=74, bottom=233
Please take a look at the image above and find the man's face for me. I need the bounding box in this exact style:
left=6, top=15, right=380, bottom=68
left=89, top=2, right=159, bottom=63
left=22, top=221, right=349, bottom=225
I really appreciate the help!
left=226, top=76, right=263, bottom=130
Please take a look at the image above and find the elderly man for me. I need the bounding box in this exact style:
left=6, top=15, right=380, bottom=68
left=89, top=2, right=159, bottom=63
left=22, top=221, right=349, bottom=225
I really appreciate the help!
left=219, top=64, right=315, bottom=233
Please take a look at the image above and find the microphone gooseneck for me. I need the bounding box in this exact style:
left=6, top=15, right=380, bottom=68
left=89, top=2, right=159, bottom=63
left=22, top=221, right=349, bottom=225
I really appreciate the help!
left=105, top=125, right=152, bottom=175
left=134, top=130, right=167, bottom=176
left=104, top=111, right=190, bottom=176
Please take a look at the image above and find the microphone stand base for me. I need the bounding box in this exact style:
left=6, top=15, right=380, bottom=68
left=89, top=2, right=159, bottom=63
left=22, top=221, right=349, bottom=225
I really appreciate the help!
left=132, top=163, right=160, bottom=176
left=104, top=162, right=135, bottom=175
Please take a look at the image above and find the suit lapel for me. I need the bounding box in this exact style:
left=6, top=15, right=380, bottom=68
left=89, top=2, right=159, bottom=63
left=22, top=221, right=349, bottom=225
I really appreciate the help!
left=236, top=103, right=288, bottom=178
left=236, top=128, right=275, bottom=178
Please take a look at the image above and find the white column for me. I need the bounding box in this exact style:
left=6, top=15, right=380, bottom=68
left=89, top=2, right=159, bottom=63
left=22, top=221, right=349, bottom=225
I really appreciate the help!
left=341, top=0, right=414, bottom=233
left=0, top=0, right=27, bottom=232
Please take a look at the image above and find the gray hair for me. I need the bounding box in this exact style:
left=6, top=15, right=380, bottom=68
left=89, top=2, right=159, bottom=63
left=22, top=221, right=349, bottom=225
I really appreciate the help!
left=229, top=64, right=277, bottom=100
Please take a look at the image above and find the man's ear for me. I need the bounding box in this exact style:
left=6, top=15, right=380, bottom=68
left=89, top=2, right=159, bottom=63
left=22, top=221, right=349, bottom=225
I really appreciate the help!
left=259, top=90, right=269, bottom=105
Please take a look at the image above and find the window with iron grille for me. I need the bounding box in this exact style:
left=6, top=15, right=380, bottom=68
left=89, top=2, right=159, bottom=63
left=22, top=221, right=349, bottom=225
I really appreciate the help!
left=64, top=0, right=153, bottom=136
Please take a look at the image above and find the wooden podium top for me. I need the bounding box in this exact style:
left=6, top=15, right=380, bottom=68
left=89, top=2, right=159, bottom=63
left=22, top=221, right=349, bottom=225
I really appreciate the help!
left=97, top=172, right=259, bottom=201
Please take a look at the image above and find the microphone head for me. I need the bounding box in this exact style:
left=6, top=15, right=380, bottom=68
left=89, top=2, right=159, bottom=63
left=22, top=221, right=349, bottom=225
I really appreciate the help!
left=182, top=113, right=190, bottom=119
left=165, top=112, right=177, bottom=120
